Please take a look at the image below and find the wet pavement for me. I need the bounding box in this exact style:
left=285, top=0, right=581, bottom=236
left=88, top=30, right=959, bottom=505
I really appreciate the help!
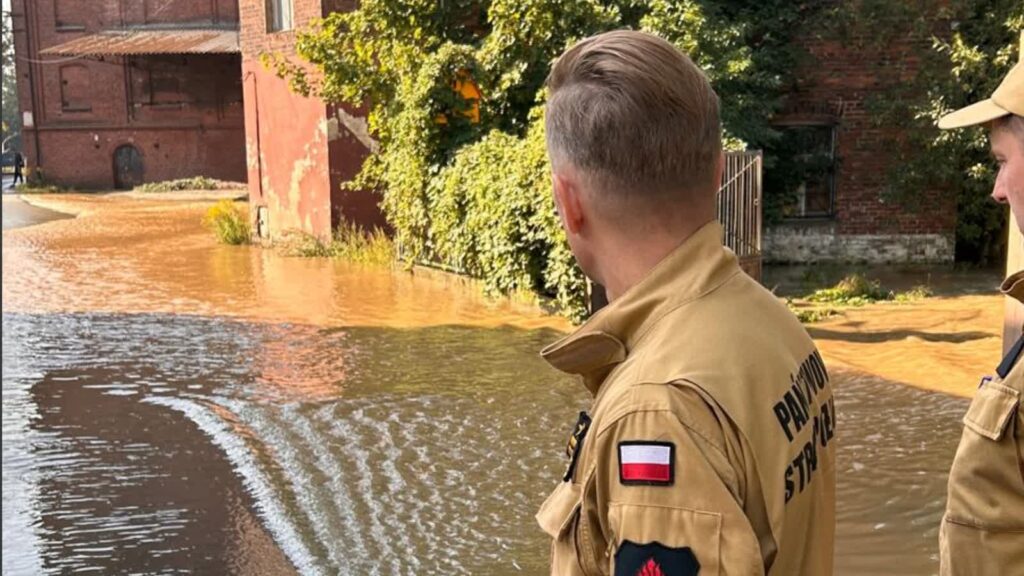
left=2, top=196, right=72, bottom=231
left=1, top=194, right=993, bottom=575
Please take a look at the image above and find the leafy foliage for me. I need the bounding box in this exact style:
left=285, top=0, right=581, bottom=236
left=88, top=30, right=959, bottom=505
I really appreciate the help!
left=1, top=8, right=21, bottom=153
left=269, top=1, right=822, bottom=319
left=135, top=176, right=242, bottom=193
left=804, top=273, right=933, bottom=306
left=806, top=273, right=890, bottom=306
left=286, top=222, right=395, bottom=266
left=203, top=200, right=251, bottom=245
left=831, top=0, right=1024, bottom=263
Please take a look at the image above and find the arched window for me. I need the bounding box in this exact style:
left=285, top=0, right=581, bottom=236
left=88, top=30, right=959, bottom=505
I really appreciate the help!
left=59, top=65, right=92, bottom=112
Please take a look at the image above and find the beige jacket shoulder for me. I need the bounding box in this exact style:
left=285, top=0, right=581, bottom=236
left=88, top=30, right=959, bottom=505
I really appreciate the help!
left=537, top=223, right=837, bottom=576
left=940, top=270, right=1024, bottom=576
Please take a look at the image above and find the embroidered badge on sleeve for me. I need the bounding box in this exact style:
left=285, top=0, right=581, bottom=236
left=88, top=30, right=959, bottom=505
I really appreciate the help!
left=563, top=411, right=591, bottom=482
left=614, top=541, right=700, bottom=576
left=618, top=441, right=675, bottom=485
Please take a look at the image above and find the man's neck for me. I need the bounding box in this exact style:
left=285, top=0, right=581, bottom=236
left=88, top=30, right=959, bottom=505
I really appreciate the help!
left=599, top=217, right=714, bottom=302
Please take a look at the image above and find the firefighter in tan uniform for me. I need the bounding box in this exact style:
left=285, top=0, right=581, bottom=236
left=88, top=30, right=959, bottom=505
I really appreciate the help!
left=536, top=31, right=836, bottom=576
left=937, top=61, right=1024, bottom=575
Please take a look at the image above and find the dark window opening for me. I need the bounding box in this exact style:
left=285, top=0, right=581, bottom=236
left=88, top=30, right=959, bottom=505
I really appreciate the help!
left=266, top=0, right=294, bottom=32
left=54, top=0, right=85, bottom=31
left=59, top=65, right=92, bottom=112
left=766, top=123, right=837, bottom=220
left=131, top=58, right=193, bottom=107
left=150, top=73, right=183, bottom=105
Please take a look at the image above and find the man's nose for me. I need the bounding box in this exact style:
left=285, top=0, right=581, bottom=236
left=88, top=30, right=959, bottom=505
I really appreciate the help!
left=992, top=183, right=1008, bottom=204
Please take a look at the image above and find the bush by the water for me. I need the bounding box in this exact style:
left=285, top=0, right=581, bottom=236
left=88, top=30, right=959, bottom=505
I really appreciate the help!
left=203, top=200, right=251, bottom=245
left=270, top=0, right=1016, bottom=320
left=272, top=0, right=816, bottom=321
left=786, top=300, right=839, bottom=324
left=806, top=274, right=933, bottom=306
left=288, top=223, right=394, bottom=266
left=136, top=177, right=243, bottom=193
left=807, top=274, right=889, bottom=306
left=14, top=182, right=70, bottom=194
left=15, top=168, right=71, bottom=194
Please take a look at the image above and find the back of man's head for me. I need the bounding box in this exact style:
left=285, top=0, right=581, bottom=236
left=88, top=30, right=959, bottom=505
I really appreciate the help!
left=545, top=30, right=722, bottom=214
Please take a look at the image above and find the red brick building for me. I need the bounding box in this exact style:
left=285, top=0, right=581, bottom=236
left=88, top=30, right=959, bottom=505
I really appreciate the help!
left=239, top=0, right=383, bottom=240
left=12, top=1, right=960, bottom=261
left=763, top=29, right=957, bottom=264
left=10, top=0, right=246, bottom=189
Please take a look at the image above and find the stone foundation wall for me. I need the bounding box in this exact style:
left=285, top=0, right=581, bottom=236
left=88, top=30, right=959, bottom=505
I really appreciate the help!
left=764, top=222, right=953, bottom=264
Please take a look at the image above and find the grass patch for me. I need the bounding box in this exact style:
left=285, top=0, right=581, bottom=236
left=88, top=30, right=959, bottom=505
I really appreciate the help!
left=803, top=273, right=934, bottom=307
left=785, top=298, right=839, bottom=324
left=287, top=223, right=394, bottom=266
left=893, top=284, right=934, bottom=303
left=136, top=176, right=244, bottom=193
left=806, top=273, right=889, bottom=306
left=202, top=200, right=251, bottom=245
left=15, top=169, right=73, bottom=193
left=14, top=182, right=71, bottom=194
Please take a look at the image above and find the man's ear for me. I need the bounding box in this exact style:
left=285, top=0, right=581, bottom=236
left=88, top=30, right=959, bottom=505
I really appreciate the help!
left=553, top=171, right=585, bottom=235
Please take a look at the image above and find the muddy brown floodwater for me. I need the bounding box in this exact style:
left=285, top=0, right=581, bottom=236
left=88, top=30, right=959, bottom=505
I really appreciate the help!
left=2, top=194, right=999, bottom=575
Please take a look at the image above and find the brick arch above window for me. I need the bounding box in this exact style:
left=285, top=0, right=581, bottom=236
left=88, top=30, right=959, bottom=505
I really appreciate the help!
left=59, top=64, right=92, bottom=113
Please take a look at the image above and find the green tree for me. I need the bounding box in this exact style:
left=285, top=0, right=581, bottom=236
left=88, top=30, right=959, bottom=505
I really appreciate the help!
left=269, top=1, right=818, bottom=318
left=1, top=6, right=21, bottom=153
left=833, top=0, right=1023, bottom=263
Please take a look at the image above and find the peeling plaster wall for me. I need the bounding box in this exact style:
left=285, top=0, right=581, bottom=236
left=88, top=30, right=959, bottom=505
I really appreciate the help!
left=239, top=0, right=384, bottom=240
left=242, top=62, right=332, bottom=239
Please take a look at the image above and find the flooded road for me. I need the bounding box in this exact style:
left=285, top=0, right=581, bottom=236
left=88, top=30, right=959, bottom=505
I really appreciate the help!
left=2, top=195, right=988, bottom=574
left=2, top=196, right=72, bottom=231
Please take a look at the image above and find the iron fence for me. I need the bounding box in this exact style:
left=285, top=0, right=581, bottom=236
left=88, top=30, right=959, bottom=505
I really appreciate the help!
left=718, top=150, right=763, bottom=280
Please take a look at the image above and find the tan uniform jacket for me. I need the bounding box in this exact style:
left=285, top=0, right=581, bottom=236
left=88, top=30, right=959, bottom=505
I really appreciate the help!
left=537, top=223, right=836, bottom=576
left=940, top=270, right=1024, bottom=576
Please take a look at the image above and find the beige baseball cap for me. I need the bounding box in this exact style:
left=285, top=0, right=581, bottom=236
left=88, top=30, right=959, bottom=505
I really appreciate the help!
left=938, top=61, right=1024, bottom=129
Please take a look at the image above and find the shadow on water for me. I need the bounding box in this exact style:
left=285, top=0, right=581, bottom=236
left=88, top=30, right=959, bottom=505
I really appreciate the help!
left=3, top=312, right=576, bottom=575
left=3, top=311, right=970, bottom=575
left=1, top=197, right=73, bottom=231
left=807, top=326, right=994, bottom=345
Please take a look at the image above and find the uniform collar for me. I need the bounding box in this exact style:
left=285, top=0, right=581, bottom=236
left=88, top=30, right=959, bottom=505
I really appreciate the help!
left=1003, top=269, right=1024, bottom=304
left=541, top=221, right=739, bottom=395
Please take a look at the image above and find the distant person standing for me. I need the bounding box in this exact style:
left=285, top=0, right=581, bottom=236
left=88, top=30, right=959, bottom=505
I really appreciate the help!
left=936, top=61, right=1024, bottom=574
left=12, top=152, right=25, bottom=186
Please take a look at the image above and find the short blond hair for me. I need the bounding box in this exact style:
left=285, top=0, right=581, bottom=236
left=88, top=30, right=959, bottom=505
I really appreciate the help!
left=545, top=30, right=721, bottom=201
left=995, top=114, right=1024, bottom=142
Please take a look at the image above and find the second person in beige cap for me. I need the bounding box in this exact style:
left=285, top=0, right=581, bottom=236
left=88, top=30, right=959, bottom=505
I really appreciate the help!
left=936, top=57, right=1024, bottom=576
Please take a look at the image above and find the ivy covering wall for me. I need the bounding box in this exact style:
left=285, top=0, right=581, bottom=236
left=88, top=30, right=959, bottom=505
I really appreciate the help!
left=268, top=0, right=1022, bottom=319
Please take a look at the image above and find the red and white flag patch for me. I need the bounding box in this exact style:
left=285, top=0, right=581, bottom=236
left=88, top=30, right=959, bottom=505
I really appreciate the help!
left=618, top=441, right=675, bottom=485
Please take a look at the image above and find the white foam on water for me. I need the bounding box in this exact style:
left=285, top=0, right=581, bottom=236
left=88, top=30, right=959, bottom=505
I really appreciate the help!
left=349, top=404, right=421, bottom=573
left=224, top=398, right=354, bottom=574
left=142, top=395, right=322, bottom=576
left=292, top=403, right=371, bottom=571
left=328, top=413, right=404, bottom=575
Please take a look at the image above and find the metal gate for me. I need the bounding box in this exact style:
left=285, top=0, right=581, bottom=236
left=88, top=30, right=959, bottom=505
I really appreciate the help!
left=718, top=150, right=763, bottom=281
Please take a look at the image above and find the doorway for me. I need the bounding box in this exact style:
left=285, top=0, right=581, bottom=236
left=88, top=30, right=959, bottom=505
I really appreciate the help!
left=113, top=145, right=144, bottom=189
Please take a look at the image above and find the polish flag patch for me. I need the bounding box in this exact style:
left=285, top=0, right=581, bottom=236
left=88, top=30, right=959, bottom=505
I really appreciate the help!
left=618, top=441, right=675, bottom=485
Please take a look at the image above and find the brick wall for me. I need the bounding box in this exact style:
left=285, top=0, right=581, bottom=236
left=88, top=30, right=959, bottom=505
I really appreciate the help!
left=241, top=0, right=381, bottom=240
left=766, top=9, right=957, bottom=263
left=12, top=0, right=246, bottom=188
left=788, top=32, right=955, bottom=236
